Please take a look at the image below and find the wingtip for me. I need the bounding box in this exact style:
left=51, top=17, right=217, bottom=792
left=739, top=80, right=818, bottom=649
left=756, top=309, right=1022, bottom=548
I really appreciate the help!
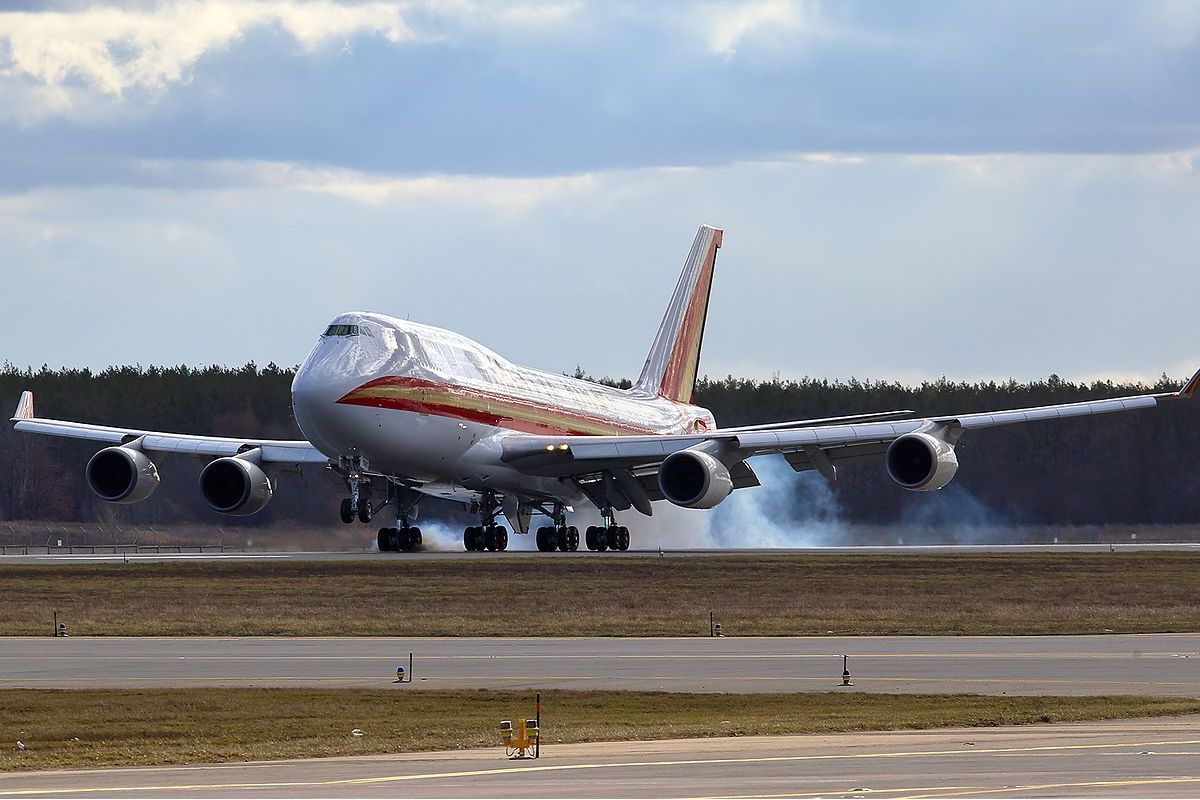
left=12, top=390, right=34, bottom=421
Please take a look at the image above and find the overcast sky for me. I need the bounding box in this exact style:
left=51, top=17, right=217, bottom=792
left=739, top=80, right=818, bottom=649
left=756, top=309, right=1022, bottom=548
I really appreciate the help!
left=2, top=0, right=1199, bottom=384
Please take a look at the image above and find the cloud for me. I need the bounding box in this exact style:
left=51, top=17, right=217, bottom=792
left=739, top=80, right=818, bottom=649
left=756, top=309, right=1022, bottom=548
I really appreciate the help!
left=0, top=1, right=421, bottom=97
left=696, top=0, right=813, bottom=58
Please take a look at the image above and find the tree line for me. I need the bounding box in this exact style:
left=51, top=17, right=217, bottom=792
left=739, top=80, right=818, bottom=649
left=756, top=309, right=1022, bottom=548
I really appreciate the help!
left=1, top=363, right=1196, bottom=527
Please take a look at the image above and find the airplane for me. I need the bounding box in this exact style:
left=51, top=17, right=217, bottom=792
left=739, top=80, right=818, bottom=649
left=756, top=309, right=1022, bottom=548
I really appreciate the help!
left=10, top=225, right=1200, bottom=553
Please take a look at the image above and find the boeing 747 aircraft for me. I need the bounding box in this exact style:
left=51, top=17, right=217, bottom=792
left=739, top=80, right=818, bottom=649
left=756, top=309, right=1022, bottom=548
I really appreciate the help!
left=11, top=226, right=1200, bottom=552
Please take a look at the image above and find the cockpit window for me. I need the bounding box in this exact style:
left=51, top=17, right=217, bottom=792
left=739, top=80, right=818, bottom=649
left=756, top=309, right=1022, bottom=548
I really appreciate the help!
left=323, top=324, right=360, bottom=337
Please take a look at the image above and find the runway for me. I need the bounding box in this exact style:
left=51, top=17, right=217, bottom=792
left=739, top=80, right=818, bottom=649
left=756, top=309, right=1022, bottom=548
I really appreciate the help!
left=3, top=542, right=1200, bottom=563
left=4, top=716, right=1200, bottom=798
left=4, top=635, right=1199, bottom=695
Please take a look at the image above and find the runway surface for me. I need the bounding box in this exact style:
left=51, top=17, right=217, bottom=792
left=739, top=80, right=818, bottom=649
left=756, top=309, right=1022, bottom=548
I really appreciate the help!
left=3, top=542, right=1200, bottom=563
left=4, top=716, right=1200, bottom=798
left=4, top=635, right=1199, bottom=695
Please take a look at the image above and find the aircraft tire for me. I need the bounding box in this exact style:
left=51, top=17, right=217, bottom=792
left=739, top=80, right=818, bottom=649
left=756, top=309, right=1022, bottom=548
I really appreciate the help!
left=340, top=499, right=355, bottom=524
left=568, top=526, right=579, bottom=551
left=377, top=527, right=393, bottom=552
left=495, top=526, right=508, bottom=551
left=595, top=531, right=608, bottom=552
left=484, top=526, right=497, bottom=551
left=464, top=526, right=478, bottom=551
left=536, top=526, right=553, bottom=551
left=356, top=497, right=372, bottom=524
left=410, top=527, right=422, bottom=548
left=618, top=527, right=630, bottom=551
left=585, top=526, right=599, bottom=551
left=395, top=528, right=411, bottom=552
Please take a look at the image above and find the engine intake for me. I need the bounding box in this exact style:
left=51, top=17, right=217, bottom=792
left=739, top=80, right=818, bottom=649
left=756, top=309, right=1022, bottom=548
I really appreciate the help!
left=886, top=432, right=959, bottom=491
left=86, top=446, right=160, bottom=504
left=658, top=448, right=734, bottom=509
left=200, top=457, right=274, bottom=516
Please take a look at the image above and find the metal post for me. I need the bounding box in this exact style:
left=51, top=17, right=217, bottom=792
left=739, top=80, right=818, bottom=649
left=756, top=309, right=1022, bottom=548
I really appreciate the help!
left=53, top=610, right=57, bottom=638
left=409, top=652, right=413, bottom=683
left=535, top=692, right=541, bottom=759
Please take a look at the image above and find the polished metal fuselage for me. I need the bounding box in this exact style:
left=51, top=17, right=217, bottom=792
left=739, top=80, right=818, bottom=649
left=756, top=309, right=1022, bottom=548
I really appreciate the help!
left=290, top=312, right=715, bottom=505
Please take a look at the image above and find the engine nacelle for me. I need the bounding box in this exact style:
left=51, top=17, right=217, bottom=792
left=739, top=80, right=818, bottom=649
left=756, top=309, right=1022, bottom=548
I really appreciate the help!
left=86, top=446, right=160, bottom=504
left=200, top=457, right=274, bottom=516
left=658, top=448, right=734, bottom=509
left=886, top=432, right=959, bottom=491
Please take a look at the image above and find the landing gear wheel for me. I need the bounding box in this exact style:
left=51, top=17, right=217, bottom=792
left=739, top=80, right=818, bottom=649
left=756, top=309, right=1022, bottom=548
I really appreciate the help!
left=396, top=528, right=413, bottom=552
left=484, top=526, right=497, bottom=551
left=410, top=527, right=422, bottom=548
left=595, top=530, right=608, bottom=552
left=567, top=526, right=579, bottom=551
left=340, top=498, right=355, bottom=524
left=464, top=526, right=480, bottom=551
left=377, top=527, right=393, bottom=552
left=617, top=526, right=630, bottom=551
left=356, top=497, right=372, bottom=524
left=585, top=526, right=599, bottom=551
left=493, top=526, right=508, bottom=552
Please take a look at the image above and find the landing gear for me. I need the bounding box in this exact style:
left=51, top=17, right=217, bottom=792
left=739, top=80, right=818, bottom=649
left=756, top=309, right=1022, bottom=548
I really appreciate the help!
left=378, top=525, right=422, bottom=552
left=375, top=480, right=424, bottom=553
left=531, top=503, right=580, bottom=552
left=464, top=525, right=509, bottom=552
left=585, top=509, right=630, bottom=552
left=463, top=493, right=508, bottom=552
left=338, top=455, right=373, bottom=524
left=534, top=525, right=578, bottom=552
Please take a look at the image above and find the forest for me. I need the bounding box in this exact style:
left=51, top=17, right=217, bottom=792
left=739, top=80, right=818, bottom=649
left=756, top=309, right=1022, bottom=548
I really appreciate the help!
left=1, top=363, right=1197, bottom=529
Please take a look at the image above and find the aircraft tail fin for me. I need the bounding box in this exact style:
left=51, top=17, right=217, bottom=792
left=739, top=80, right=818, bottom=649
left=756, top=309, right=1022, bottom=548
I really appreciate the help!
left=634, top=225, right=722, bottom=404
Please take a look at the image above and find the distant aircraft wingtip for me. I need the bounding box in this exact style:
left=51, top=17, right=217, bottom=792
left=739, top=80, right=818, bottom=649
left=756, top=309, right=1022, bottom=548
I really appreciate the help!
left=13, top=390, right=34, bottom=421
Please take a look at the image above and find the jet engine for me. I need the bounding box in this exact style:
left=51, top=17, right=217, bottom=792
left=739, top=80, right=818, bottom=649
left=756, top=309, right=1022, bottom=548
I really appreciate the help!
left=86, top=446, right=160, bottom=504
left=658, top=447, right=734, bottom=509
left=200, top=456, right=274, bottom=516
left=885, top=432, right=959, bottom=491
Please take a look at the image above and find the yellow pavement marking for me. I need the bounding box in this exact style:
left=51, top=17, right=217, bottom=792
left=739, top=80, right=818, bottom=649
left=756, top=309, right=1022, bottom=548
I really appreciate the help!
left=4, top=738, right=1200, bottom=796
left=895, top=775, right=1200, bottom=798
left=685, top=787, right=980, bottom=799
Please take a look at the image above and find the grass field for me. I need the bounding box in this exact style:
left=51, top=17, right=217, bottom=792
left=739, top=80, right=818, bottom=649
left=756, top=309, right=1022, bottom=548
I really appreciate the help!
left=4, top=689, right=1199, bottom=771
left=2, top=552, right=1199, bottom=636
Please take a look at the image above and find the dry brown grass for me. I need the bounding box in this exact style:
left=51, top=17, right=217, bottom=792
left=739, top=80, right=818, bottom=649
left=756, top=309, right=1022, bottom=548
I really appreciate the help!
left=4, top=688, right=1198, bottom=771
left=2, top=553, right=1199, bottom=636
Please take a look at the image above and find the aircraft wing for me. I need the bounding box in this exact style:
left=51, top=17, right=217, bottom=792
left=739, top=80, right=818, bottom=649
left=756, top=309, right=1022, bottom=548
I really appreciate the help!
left=9, top=391, right=327, bottom=465
left=502, top=367, right=1200, bottom=509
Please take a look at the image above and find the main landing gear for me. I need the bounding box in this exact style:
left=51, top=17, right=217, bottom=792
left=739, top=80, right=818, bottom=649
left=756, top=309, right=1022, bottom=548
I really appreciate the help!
left=533, top=504, right=579, bottom=552
left=378, top=524, right=422, bottom=552
left=584, top=508, right=630, bottom=552
left=464, top=493, right=508, bottom=552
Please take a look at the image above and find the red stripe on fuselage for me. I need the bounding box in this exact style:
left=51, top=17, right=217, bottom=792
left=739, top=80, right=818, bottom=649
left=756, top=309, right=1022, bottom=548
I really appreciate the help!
left=337, top=376, right=661, bottom=436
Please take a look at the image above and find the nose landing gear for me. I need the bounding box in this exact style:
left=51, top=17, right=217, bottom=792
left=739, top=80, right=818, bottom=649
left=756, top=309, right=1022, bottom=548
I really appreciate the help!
left=338, top=455, right=374, bottom=524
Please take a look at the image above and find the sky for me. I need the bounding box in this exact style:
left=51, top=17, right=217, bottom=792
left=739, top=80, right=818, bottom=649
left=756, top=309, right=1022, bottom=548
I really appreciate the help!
left=2, top=0, right=1199, bottom=384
